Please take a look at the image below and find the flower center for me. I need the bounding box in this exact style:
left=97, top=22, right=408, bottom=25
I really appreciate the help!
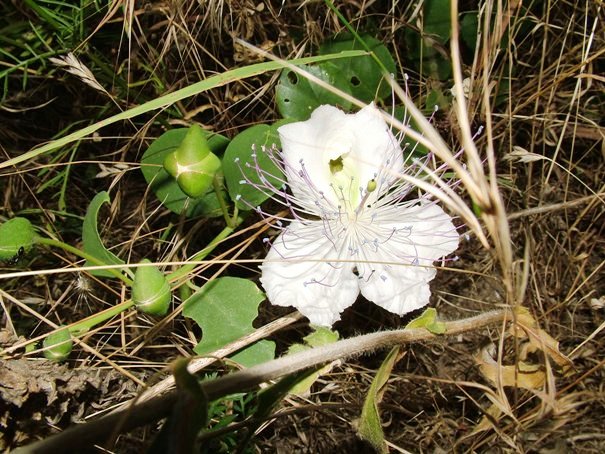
left=326, top=151, right=362, bottom=214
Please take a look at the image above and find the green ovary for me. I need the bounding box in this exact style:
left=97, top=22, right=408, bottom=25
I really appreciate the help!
left=329, top=156, right=344, bottom=174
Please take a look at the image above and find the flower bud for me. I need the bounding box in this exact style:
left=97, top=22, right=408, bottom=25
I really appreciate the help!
left=0, top=217, right=35, bottom=262
left=43, top=326, right=73, bottom=361
left=132, top=259, right=172, bottom=316
left=163, top=124, right=221, bottom=198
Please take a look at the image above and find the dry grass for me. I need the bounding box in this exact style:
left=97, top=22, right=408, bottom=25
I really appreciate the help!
left=1, top=0, right=604, bottom=452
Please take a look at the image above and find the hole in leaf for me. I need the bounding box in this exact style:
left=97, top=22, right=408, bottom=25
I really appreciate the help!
left=350, top=76, right=361, bottom=87
left=284, top=98, right=290, bottom=103
left=287, top=71, right=298, bottom=85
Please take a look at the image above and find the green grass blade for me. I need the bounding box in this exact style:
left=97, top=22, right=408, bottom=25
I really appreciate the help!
left=0, top=50, right=366, bottom=170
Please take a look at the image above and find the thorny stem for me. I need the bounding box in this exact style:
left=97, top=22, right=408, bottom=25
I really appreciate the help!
left=17, top=309, right=511, bottom=454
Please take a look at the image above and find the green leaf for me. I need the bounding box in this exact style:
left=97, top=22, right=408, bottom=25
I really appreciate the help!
left=140, top=128, right=230, bottom=217
left=286, top=327, right=340, bottom=395
left=403, top=27, right=452, bottom=81
left=357, top=346, right=402, bottom=453
left=182, top=277, right=275, bottom=368
left=460, top=12, right=479, bottom=52
left=222, top=123, right=287, bottom=211
left=303, top=326, right=340, bottom=347
left=276, top=64, right=352, bottom=120
left=405, top=308, right=446, bottom=334
left=319, top=34, right=397, bottom=102
left=423, top=54, right=453, bottom=81
left=82, top=192, right=125, bottom=277
left=423, top=0, right=452, bottom=44
left=0, top=217, right=36, bottom=261
left=425, top=88, right=450, bottom=113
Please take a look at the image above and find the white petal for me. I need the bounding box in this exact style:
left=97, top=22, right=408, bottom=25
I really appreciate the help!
left=358, top=259, right=435, bottom=315
left=404, top=202, right=459, bottom=264
left=356, top=202, right=459, bottom=316
left=348, top=104, right=403, bottom=191
left=277, top=105, right=348, bottom=203
left=277, top=104, right=403, bottom=206
left=260, top=221, right=360, bottom=326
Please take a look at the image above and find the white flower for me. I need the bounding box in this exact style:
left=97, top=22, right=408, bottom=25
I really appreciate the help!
left=257, top=104, right=459, bottom=326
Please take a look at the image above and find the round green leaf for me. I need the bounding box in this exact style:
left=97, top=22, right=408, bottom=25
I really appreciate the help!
left=140, top=128, right=230, bottom=217
left=222, top=123, right=287, bottom=211
left=319, top=34, right=397, bottom=102
left=0, top=217, right=35, bottom=261
left=183, top=277, right=274, bottom=368
left=276, top=64, right=352, bottom=120
left=461, top=12, right=479, bottom=52
left=423, top=0, right=452, bottom=44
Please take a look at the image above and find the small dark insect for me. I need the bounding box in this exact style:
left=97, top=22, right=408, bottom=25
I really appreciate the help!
left=6, top=246, right=25, bottom=265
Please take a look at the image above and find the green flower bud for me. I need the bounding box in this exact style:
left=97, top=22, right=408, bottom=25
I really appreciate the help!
left=43, top=326, right=73, bottom=361
left=132, top=259, right=172, bottom=316
left=0, top=217, right=35, bottom=262
left=163, top=125, right=221, bottom=198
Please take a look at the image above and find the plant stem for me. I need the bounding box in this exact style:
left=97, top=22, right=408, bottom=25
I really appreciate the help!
left=68, top=300, right=135, bottom=336
left=212, top=173, right=234, bottom=227
left=37, top=217, right=242, bottom=335
left=36, top=237, right=132, bottom=285
left=18, top=309, right=511, bottom=453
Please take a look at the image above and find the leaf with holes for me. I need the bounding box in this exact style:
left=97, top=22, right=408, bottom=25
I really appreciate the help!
left=222, top=122, right=289, bottom=211
left=276, top=64, right=352, bottom=120
left=140, top=128, right=230, bottom=217
left=82, top=192, right=125, bottom=278
left=182, top=277, right=275, bottom=368
left=319, top=34, right=396, bottom=102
